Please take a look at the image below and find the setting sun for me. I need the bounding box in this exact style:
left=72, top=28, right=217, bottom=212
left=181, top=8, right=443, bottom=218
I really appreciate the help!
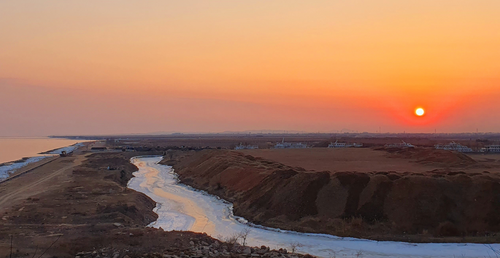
left=415, top=108, right=425, bottom=117
left=3, top=2, right=500, bottom=257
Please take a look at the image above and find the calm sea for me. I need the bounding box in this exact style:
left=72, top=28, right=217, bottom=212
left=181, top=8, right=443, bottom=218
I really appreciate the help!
left=0, top=137, right=87, bottom=164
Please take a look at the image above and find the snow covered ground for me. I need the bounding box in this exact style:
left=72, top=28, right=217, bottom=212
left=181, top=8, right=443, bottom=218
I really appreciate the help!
left=128, top=156, right=500, bottom=258
left=0, top=156, right=47, bottom=181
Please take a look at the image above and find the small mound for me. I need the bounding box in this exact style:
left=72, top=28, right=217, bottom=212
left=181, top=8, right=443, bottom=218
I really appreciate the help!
left=385, top=148, right=477, bottom=167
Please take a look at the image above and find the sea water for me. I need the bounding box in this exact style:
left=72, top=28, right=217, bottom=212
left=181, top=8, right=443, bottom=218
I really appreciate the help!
left=0, top=137, right=86, bottom=180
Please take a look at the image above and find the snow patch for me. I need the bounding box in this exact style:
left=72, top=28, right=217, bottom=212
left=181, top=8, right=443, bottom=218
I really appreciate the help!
left=0, top=156, right=47, bottom=181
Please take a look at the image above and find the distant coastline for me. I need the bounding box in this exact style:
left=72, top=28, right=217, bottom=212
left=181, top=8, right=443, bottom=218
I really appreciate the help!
left=0, top=139, right=90, bottom=181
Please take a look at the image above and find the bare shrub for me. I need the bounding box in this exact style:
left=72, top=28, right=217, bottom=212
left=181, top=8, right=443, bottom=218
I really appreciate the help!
left=289, top=242, right=303, bottom=254
left=238, top=228, right=251, bottom=247
left=224, top=233, right=241, bottom=250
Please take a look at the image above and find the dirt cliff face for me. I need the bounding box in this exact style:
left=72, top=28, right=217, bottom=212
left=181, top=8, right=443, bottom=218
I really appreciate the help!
left=164, top=149, right=500, bottom=242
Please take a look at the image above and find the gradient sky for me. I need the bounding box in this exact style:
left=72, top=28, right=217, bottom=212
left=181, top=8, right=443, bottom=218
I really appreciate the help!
left=1, top=1, right=500, bottom=136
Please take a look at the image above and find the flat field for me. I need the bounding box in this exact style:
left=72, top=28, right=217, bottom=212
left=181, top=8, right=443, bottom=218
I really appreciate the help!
left=239, top=148, right=500, bottom=174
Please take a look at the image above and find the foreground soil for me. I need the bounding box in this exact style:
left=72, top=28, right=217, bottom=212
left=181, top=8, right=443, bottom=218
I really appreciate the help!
left=164, top=148, right=500, bottom=243
left=0, top=149, right=309, bottom=258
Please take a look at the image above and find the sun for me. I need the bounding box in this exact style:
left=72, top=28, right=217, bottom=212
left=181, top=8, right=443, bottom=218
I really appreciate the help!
left=415, top=107, right=425, bottom=116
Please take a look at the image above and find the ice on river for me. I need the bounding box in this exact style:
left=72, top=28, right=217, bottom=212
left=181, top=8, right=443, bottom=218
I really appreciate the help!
left=128, top=156, right=499, bottom=258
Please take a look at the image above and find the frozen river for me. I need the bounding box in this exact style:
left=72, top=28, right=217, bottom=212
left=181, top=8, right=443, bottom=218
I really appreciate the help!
left=128, top=156, right=499, bottom=258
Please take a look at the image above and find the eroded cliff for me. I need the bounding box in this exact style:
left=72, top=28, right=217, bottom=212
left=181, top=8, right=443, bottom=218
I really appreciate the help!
left=163, top=149, right=500, bottom=242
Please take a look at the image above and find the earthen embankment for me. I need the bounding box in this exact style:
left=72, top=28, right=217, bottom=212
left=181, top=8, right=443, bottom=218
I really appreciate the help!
left=164, top=149, right=500, bottom=242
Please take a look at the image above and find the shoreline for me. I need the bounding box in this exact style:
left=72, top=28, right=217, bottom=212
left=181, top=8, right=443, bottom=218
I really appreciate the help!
left=38, top=142, right=87, bottom=155
left=0, top=142, right=91, bottom=182
left=0, top=156, right=50, bottom=181
left=0, top=137, right=93, bottom=163
left=0, top=156, right=46, bottom=167
left=0, top=156, right=60, bottom=184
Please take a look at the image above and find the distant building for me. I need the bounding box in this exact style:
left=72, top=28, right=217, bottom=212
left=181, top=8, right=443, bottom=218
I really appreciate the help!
left=234, top=143, right=258, bottom=150
left=385, top=141, right=415, bottom=148
left=274, top=138, right=307, bottom=149
left=328, top=140, right=363, bottom=148
left=435, top=142, right=473, bottom=153
left=483, top=145, right=500, bottom=153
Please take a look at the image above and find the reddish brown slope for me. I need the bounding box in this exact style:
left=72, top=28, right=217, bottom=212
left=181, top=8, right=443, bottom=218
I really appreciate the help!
left=165, top=149, right=500, bottom=242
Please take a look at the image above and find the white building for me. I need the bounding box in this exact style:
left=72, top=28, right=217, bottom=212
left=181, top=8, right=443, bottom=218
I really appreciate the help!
left=274, top=139, right=307, bottom=149
left=485, top=145, right=500, bottom=153
left=435, top=142, right=473, bottom=153
left=234, top=143, right=258, bottom=150
left=328, top=140, right=363, bottom=148
left=385, top=141, right=415, bottom=148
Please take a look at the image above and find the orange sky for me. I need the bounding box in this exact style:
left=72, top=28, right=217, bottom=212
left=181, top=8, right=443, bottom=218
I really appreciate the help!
left=1, top=1, right=500, bottom=136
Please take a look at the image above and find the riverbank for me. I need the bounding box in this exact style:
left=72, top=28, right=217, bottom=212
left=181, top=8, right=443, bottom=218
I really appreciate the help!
left=163, top=148, right=500, bottom=243
left=0, top=149, right=316, bottom=258
left=134, top=156, right=500, bottom=257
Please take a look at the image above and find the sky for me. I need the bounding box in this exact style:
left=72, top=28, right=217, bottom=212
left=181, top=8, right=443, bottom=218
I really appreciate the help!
left=1, top=1, right=500, bottom=136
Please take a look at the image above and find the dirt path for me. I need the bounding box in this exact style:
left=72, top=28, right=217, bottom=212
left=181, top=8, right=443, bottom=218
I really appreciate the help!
left=0, top=154, right=88, bottom=211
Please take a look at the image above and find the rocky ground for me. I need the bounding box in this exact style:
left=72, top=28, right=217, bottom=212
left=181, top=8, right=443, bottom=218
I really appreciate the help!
left=75, top=233, right=312, bottom=258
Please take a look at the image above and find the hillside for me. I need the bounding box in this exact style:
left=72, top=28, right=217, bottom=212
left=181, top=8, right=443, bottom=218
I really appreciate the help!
left=163, top=149, right=500, bottom=242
